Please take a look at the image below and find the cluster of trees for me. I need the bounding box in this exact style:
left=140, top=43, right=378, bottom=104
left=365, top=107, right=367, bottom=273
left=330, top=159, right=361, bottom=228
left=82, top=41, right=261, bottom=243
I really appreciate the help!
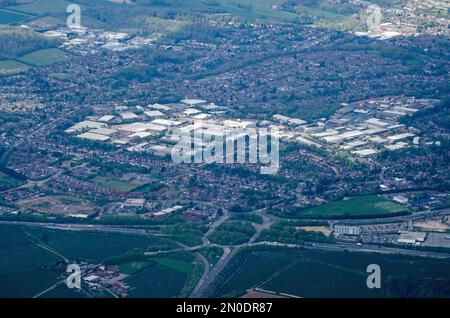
left=383, top=276, right=450, bottom=298
left=113, top=64, right=160, bottom=85
left=199, top=246, right=223, bottom=265
left=228, top=203, right=253, bottom=213
left=162, top=222, right=208, bottom=246
left=208, top=221, right=256, bottom=245
left=257, top=222, right=334, bottom=244
left=0, top=28, right=61, bottom=60
left=230, top=213, right=263, bottom=224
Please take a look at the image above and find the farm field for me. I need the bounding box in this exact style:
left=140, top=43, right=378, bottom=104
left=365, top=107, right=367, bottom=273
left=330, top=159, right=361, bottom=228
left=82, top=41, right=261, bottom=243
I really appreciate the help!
left=296, top=195, right=409, bottom=219
left=39, top=284, right=87, bottom=298
left=212, top=248, right=450, bottom=298
left=18, top=48, right=68, bottom=66
left=10, top=0, right=73, bottom=15
left=0, top=9, right=32, bottom=24
left=0, top=171, right=22, bottom=190
left=125, top=262, right=189, bottom=298
left=0, top=225, right=189, bottom=297
left=218, top=0, right=299, bottom=22
left=125, top=253, right=200, bottom=298
left=26, top=227, right=177, bottom=262
left=0, top=226, right=62, bottom=298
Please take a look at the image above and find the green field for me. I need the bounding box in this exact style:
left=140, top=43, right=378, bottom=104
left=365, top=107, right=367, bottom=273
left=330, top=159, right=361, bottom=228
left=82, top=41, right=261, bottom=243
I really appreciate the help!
left=0, top=225, right=187, bottom=297
left=125, top=262, right=189, bottom=298
left=93, top=176, right=140, bottom=192
left=0, top=226, right=62, bottom=298
left=125, top=252, right=202, bottom=298
left=39, top=284, right=87, bottom=298
left=27, top=227, right=176, bottom=262
left=0, top=59, right=29, bottom=73
left=0, top=171, right=22, bottom=190
left=10, top=0, right=73, bottom=15
left=0, top=9, right=32, bottom=24
left=211, top=247, right=450, bottom=298
left=296, top=195, right=409, bottom=219
left=18, top=48, right=68, bottom=66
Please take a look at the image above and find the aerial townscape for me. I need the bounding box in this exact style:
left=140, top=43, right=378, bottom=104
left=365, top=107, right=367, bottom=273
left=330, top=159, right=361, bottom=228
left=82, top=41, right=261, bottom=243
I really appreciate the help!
left=0, top=0, right=449, bottom=301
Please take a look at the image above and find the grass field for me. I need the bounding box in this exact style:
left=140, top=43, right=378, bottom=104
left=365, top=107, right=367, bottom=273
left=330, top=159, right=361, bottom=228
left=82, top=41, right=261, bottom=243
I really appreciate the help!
left=0, top=171, right=22, bottom=190
left=18, top=48, right=68, bottom=66
left=212, top=248, right=450, bottom=298
left=0, top=9, right=32, bottom=24
left=0, top=59, right=29, bottom=73
left=296, top=195, right=409, bottom=219
left=93, top=176, right=140, bottom=192
left=10, top=0, right=73, bottom=15
left=219, top=0, right=299, bottom=22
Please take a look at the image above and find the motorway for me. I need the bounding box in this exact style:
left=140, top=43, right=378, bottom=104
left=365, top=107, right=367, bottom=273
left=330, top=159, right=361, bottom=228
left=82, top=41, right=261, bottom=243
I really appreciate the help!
left=2, top=206, right=450, bottom=298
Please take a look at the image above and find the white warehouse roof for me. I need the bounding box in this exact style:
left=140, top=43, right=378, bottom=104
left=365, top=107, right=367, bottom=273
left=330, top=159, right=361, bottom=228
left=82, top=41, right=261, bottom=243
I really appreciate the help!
left=77, top=132, right=111, bottom=142
left=65, top=121, right=106, bottom=133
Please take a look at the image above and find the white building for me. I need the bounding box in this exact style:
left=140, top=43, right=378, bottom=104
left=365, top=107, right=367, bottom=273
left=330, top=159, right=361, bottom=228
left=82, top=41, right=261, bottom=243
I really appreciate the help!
left=144, top=110, right=165, bottom=118
left=398, top=232, right=427, bottom=245
left=65, top=121, right=106, bottom=133
left=334, top=225, right=361, bottom=236
left=77, top=132, right=111, bottom=142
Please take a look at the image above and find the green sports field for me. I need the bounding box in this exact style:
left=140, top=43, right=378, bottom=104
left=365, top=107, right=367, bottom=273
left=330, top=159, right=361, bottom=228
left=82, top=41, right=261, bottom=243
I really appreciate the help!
left=92, top=176, right=140, bottom=192
left=296, top=195, right=409, bottom=219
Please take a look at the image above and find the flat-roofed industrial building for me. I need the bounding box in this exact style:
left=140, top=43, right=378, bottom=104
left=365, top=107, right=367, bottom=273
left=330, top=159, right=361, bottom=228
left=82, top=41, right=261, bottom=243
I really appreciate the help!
left=334, top=225, right=361, bottom=236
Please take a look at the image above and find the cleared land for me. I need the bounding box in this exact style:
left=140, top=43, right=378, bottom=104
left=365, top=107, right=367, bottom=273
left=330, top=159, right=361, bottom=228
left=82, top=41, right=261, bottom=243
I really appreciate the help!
left=17, top=195, right=96, bottom=216
left=414, top=220, right=450, bottom=233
